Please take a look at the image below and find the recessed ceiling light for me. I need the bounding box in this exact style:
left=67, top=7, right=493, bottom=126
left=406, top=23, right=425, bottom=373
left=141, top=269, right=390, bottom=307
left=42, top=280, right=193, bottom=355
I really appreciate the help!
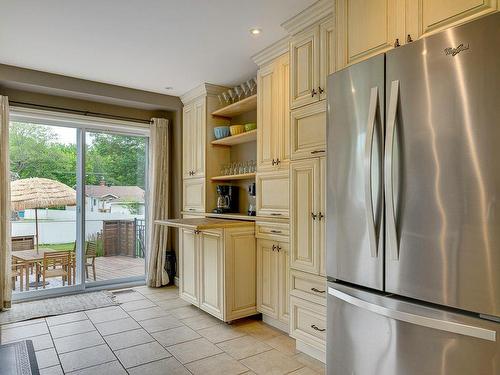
left=164, top=86, right=173, bottom=90
left=250, top=28, right=262, bottom=36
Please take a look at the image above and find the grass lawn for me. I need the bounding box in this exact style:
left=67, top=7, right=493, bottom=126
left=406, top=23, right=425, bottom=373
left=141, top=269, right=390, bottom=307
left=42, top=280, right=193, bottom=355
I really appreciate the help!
left=39, top=242, right=74, bottom=251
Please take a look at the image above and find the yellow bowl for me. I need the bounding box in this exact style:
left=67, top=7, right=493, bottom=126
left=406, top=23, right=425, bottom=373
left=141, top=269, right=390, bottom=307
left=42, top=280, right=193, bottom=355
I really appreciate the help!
left=230, top=125, right=245, bottom=136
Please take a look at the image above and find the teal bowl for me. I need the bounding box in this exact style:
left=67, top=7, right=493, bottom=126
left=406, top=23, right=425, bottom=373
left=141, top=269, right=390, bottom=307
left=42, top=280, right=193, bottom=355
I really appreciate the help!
left=214, top=126, right=230, bottom=139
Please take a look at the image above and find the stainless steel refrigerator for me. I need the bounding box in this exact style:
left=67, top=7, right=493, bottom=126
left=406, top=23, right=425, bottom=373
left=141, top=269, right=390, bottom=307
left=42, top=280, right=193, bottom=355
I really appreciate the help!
left=326, top=13, right=500, bottom=375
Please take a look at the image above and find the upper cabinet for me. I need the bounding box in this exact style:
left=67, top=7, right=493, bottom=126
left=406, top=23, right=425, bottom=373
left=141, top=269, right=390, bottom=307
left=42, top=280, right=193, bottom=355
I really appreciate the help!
left=336, top=0, right=403, bottom=69
left=407, top=0, right=498, bottom=39
left=336, top=0, right=499, bottom=69
left=290, top=15, right=335, bottom=109
left=257, top=52, right=290, bottom=172
left=182, top=97, right=206, bottom=179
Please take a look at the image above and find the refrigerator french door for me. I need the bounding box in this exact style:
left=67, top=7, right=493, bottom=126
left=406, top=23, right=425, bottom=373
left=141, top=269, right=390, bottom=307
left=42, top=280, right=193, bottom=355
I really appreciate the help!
left=326, top=12, right=500, bottom=375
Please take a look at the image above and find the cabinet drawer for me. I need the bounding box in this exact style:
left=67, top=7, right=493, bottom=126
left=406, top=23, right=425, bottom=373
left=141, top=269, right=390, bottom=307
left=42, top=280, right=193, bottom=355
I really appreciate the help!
left=290, top=101, right=326, bottom=160
left=255, top=222, right=290, bottom=241
left=290, top=296, right=326, bottom=352
left=183, top=178, right=205, bottom=213
left=290, top=270, right=326, bottom=306
left=256, top=171, right=289, bottom=218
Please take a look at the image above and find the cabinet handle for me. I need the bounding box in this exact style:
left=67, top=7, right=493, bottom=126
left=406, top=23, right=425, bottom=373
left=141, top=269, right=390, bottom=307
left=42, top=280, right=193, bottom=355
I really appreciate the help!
left=311, top=287, right=326, bottom=293
left=311, top=324, right=326, bottom=332
left=277, top=245, right=282, bottom=252
left=270, top=213, right=283, bottom=216
left=310, top=150, right=325, bottom=154
left=271, top=159, right=276, bottom=166
left=276, top=158, right=280, bottom=165
left=406, top=34, right=413, bottom=43
left=311, top=212, right=317, bottom=220
left=318, top=212, right=324, bottom=221
left=272, top=244, right=277, bottom=251
left=394, top=38, right=400, bottom=48
left=318, top=86, right=324, bottom=94
left=311, top=88, right=317, bottom=97
left=270, top=230, right=282, bottom=234
left=194, top=229, right=201, bottom=234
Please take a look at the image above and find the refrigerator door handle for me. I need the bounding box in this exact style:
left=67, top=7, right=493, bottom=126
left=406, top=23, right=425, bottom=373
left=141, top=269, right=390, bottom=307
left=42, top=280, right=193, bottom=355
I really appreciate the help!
left=385, top=80, right=400, bottom=260
left=328, top=287, right=497, bottom=342
left=364, top=87, right=380, bottom=257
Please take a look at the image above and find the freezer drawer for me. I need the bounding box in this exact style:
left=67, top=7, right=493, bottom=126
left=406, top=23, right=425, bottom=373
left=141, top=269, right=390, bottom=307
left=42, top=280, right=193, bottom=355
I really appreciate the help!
left=327, top=283, right=499, bottom=375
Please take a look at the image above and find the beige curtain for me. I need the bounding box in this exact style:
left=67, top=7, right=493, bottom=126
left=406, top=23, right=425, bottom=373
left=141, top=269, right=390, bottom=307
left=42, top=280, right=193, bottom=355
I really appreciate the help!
left=147, top=118, right=170, bottom=287
left=0, top=96, right=11, bottom=310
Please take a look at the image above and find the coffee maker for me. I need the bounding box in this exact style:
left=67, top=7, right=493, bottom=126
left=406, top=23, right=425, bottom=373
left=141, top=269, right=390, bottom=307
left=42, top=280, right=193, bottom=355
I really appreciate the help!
left=248, top=182, right=256, bottom=216
left=213, top=185, right=239, bottom=213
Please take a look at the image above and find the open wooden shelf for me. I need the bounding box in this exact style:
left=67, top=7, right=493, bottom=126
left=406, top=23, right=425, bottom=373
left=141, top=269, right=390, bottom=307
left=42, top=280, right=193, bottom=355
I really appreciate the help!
left=210, top=172, right=256, bottom=181
left=211, top=129, right=257, bottom=146
left=212, top=94, right=257, bottom=118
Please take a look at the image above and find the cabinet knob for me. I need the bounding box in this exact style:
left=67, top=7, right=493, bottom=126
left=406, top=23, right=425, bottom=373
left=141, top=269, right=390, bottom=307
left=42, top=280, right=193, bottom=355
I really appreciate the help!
left=311, top=88, right=317, bottom=97
left=311, top=212, right=317, bottom=220
left=311, top=324, right=326, bottom=332
left=318, top=86, right=324, bottom=94
left=406, top=34, right=413, bottom=43
left=277, top=245, right=282, bottom=252
left=318, top=212, right=324, bottom=221
left=276, top=158, right=280, bottom=165
left=271, top=159, right=276, bottom=166
left=272, top=244, right=277, bottom=251
left=394, top=38, right=401, bottom=48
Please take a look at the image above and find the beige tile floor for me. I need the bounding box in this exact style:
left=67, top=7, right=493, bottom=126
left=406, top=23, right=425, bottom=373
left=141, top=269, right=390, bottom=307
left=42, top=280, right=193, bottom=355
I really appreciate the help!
left=0, top=286, right=325, bottom=375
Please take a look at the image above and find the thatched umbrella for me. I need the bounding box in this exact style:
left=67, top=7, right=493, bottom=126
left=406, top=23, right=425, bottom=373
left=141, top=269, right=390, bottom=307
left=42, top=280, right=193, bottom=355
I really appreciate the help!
left=11, top=178, right=77, bottom=252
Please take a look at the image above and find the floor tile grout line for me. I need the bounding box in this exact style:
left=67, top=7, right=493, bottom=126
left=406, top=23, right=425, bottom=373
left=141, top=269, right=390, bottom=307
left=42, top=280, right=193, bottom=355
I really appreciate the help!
left=42, top=317, right=64, bottom=373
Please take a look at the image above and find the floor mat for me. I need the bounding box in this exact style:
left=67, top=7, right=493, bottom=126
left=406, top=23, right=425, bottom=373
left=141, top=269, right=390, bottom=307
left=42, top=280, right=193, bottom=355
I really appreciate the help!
left=0, top=291, right=118, bottom=325
left=0, top=340, right=39, bottom=374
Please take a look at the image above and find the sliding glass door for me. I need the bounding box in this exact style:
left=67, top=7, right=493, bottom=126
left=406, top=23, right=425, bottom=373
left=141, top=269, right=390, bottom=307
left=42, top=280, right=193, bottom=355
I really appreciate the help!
left=84, top=130, right=148, bottom=286
left=9, top=108, right=149, bottom=300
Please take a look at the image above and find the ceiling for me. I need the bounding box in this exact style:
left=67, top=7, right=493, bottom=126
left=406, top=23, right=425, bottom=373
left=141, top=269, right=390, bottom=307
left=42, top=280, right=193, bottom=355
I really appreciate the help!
left=0, top=0, right=316, bottom=97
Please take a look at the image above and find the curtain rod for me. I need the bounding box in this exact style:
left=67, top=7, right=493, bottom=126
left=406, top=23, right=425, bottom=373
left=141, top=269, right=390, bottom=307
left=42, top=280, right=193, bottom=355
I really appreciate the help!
left=9, top=100, right=153, bottom=124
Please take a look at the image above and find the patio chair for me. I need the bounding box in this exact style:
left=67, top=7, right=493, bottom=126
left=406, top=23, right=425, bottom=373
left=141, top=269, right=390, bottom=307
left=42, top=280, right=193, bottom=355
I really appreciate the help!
left=85, top=242, right=97, bottom=281
left=35, top=251, right=71, bottom=289
left=11, top=259, right=25, bottom=292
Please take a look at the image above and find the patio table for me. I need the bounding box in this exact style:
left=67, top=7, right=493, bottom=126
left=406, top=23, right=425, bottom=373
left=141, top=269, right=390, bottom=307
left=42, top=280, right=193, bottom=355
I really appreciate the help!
left=11, top=248, right=66, bottom=290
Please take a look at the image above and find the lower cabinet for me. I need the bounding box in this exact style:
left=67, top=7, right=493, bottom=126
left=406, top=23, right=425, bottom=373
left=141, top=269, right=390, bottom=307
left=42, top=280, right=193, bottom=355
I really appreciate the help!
left=179, top=225, right=257, bottom=322
left=257, top=236, right=290, bottom=330
left=290, top=295, right=326, bottom=363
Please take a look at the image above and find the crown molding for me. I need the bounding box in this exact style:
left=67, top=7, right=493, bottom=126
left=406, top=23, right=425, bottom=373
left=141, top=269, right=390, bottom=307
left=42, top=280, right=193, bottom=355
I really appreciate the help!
left=252, top=36, right=290, bottom=67
left=180, top=83, right=229, bottom=104
left=281, top=0, right=334, bottom=36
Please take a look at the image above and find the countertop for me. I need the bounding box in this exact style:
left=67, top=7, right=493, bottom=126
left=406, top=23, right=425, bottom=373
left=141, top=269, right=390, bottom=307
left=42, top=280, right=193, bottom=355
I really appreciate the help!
left=155, top=218, right=254, bottom=230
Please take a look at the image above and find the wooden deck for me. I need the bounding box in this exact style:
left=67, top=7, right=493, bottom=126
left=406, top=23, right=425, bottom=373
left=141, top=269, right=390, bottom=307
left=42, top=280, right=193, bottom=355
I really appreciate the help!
left=13, top=256, right=145, bottom=292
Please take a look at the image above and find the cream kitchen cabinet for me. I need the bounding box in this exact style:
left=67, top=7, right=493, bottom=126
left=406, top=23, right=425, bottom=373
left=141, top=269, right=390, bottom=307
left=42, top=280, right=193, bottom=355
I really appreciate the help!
left=183, top=97, right=206, bottom=179
left=290, top=157, right=325, bottom=275
left=183, top=177, right=205, bottom=213
left=407, top=0, right=498, bottom=39
left=290, top=101, right=326, bottom=161
left=175, top=219, right=257, bottom=322
left=290, top=16, right=335, bottom=109
left=336, top=0, right=498, bottom=69
left=257, top=52, right=290, bottom=172
left=256, top=170, right=289, bottom=218
left=256, top=236, right=290, bottom=327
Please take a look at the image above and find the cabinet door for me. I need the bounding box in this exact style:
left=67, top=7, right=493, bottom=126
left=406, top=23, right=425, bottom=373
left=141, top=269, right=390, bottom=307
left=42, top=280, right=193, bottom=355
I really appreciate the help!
left=277, top=53, right=291, bottom=166
left=257, top=62, right=278, bottom=171
left=191, top=98, right=206, bottom=178
left=319, top=157, right=326, bottom=277
left=225, top=228, right=257, bottom=321
left=257, top=239, right=279, bottom=318
left=290, top=159, right=320, bottom=274
left=183, top=177, right=205, bottom=213
left=256, top=170, right=289, bottom=218
left=199, top=230, right=224, bottom=319
left=179, top=228, right=198, bottom=305
left=336, top=0, right=402, bottom=68
left=290, top=26, right=320, bottom=109
left=319, top=17, right=335, bottom=101
left=407, top=0, right=498, bottom=39
left=290, top=101, right=326, bottom=161
left=182, top=103, right=194, bottom=179
left=278, top=242, right=290, bottom=326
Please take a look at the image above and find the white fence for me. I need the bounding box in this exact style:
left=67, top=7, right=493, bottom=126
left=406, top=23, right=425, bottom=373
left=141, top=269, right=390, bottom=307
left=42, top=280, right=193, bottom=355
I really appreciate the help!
left=12, top=208, right=144, bottom=245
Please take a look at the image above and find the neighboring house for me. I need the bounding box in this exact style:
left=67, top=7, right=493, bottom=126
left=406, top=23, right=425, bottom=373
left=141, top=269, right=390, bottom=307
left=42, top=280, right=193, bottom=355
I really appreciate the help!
left=85, top=182, right=145, bottom=215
